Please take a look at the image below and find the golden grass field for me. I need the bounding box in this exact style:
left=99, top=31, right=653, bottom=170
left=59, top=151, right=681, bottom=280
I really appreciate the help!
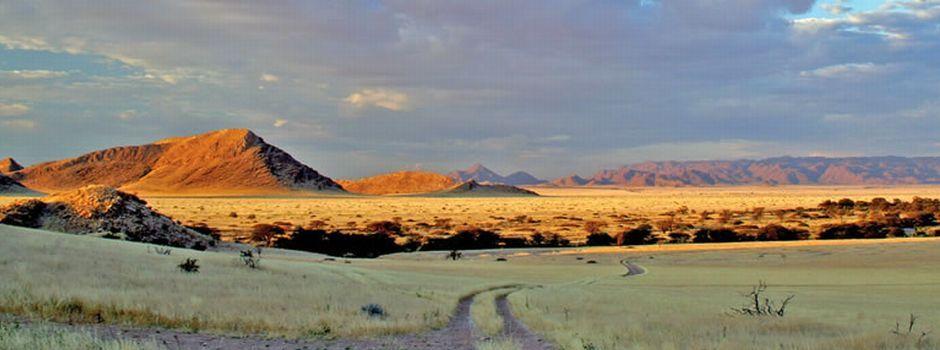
left=126, top=186, right=940, bottom=240
left=3, top=186, right=940, bottom=349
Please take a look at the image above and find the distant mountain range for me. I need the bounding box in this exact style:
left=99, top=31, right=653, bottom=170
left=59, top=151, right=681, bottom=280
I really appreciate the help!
left=448, top=164, right=546, bottom=186
left=552, top=157, right=940, bottom=187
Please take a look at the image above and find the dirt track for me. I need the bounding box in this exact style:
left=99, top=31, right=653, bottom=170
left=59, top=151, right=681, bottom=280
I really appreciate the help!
left=2, top=284, right=546, bottom=350
left=4, top=260, right=649, bottom=349
left=494, top=290, right=555, bottom=350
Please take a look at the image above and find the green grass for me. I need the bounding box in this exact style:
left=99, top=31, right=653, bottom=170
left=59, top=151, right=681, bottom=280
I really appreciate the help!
left=0, top=225, right=479, bottom=338
left=3, top=224, right=940, bottom=349
left=0, top=321, right=159, bottom=350
left=508, top=244, right=940, bottom=349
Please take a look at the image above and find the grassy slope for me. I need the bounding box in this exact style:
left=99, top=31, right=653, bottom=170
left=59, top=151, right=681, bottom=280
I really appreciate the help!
left=3, top=224, right=940, bottom=349
left=0, top=224, right=479, bottom=338
left=0, top=321, right=159, bottom=350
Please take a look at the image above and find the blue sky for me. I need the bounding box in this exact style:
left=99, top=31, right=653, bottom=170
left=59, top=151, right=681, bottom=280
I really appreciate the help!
left=1, top=1, right=939, bottom=179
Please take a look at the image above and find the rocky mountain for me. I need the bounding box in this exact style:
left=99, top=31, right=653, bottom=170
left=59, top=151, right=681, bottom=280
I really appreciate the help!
left=448, top=164, right=545, bottom=186
left=435, top=180, right=539, bottom=196
left=0, top=185, right=212, bottom=249
left=559, top=156, right=940, bottom=187
left=10, top=129, right=343, bottom=195
left=337, top=171, right=455, bottom=195
left=0, top=158, right=23, bottom=173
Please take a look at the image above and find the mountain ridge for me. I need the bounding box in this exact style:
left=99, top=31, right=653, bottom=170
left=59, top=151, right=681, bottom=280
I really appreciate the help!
left=10, top=129, right=343, bottom=195
left=448, top=163, right=546, bottom=186
left=554, top=156, right=940, bottom=187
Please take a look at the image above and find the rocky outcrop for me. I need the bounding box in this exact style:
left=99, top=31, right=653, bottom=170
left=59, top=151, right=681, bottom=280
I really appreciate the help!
left=0, top=185, right=213, bottom=249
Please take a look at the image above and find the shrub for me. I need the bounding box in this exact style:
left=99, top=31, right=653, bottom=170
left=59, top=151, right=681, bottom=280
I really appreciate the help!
left=186, top=223, right=221, bottom=241
left=274, top=228, right=401, bottom=258
left=542, top=233, right=571, bottom=247
left=693, top=227, right=743, bottom=243
left=756, top=224, right=809, bottom=241
left=730, top=281, right=794, bottom=317
left=529, top=232, right=545, bottom=246
left=668, top=232, right=692, bottom=243
left=818, top=222, right=888, bottom=240
left=178, top=258, right=199, bottom=273
left=365, top=221, right=404, bottom=236
left=250, top=224, right=285, bottom=246
left=360, top=303, right=386, bottom=318
left=585, top=232, right=614, bottom=246
left=616, top=224, right=655, bottom=245
left=240, top=249, right=261, bottom=269
left=499, top=237, right=529, bottom=248
left=422, top=228, right=502, bottom=251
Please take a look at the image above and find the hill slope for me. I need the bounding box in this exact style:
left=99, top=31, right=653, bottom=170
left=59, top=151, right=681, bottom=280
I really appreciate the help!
left=11, top=129, right=343, bottom=195
left=562, top=156, right=940, bottom=187
left=433, top=180, right=539, bottom=196
left=0, top=173, right=35, bottom=195
left=337, top=171, right=455, bottom=195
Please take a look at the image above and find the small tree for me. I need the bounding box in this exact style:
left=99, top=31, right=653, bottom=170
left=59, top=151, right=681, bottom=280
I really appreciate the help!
left=617, top=224, right=655, bottom=246
left=529, top=232, right=546, bottom=247
left=251, top=224, right=285, bottom=247
left=585, top=232, right=614, bottom=246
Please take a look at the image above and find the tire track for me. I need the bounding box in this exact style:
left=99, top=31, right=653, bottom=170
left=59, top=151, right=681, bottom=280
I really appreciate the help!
left=493, top=289, right=555, bottom=350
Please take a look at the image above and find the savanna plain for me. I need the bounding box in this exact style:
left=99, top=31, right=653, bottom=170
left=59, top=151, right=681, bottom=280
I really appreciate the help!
left=2, top=186, right=940, bottom=349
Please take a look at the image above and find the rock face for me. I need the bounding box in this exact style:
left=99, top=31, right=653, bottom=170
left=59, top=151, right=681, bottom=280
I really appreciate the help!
left=337, top=171, right=455, bottom=195
left=556, top=156, right=940, bottom=187
left=0, top=158, right=23, bottom=173
left=437, top=180, right=539, bottom=196
left=448, top=164, right=545, bottom=186
left=12, top=129, right=343, bottom=195
left=0, top=185, right=212, bottom=249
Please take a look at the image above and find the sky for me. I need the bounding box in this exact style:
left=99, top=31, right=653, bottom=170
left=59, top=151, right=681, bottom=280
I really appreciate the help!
left=0, top=0, right=939, bottom=179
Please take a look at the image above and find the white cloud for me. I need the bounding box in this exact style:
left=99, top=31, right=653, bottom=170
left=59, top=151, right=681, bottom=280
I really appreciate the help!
left=260, top=73, right=280, bottom=83
left=1, top=119, right=37, bottom=129
left=343, top=88, right=409, bottom=111
left=273, top=118, right=288, bottom=127
left=821, top=0, right=852, bottom=15
left=1, top=70, right=69, bottom=79
left=0, top=103, right=30, bottom=116
left=117, top=110, right=137, bottom=120
left=799, top=63, right=891, bottom=79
